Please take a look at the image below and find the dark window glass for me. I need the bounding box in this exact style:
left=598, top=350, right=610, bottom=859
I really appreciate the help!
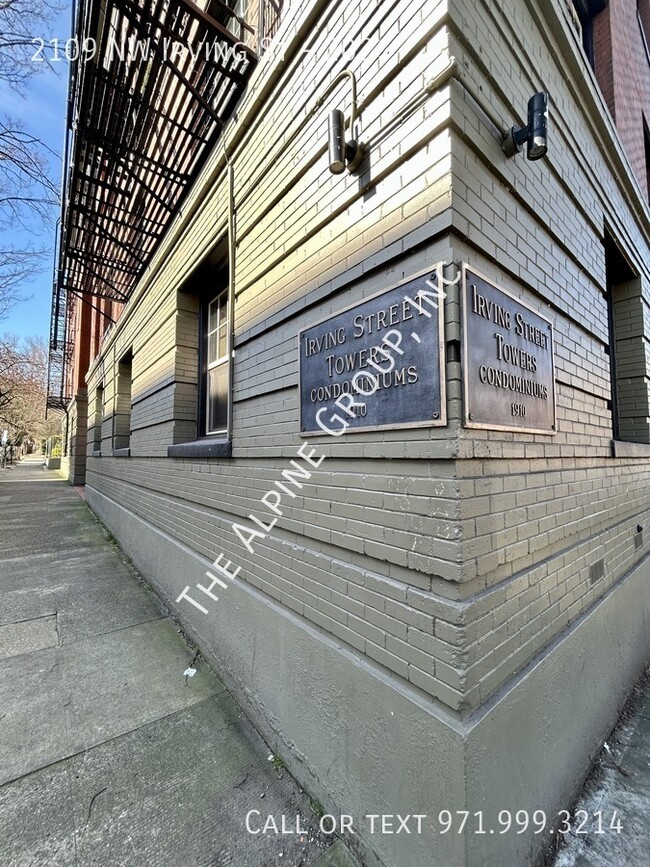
left=205, top=290, right=229, bottom=434
left=208, top=364, right=229, bottom=432
left=571, top=0, right=608, bottom=68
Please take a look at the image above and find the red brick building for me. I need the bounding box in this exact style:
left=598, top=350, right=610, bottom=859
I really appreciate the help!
left=588, top=0, right=650, bottom=197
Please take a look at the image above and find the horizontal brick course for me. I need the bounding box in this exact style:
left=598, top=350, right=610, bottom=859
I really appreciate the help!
left=80, top=0, right=650, bottom=716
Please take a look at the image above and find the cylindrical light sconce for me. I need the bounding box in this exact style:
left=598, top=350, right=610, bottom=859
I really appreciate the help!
left=503, top=91, right=549, bottom=161
left=526, top=92, right=548, bottom=160
left=328, top=109, right=346, bottom=174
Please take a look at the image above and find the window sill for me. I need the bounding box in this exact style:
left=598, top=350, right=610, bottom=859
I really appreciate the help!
left=167, top=438, right=231, bottom=458
left=113, top=447, right=131, bottom=458
left=611, top=439, right=650, bottom=458
left=91, top=449, right=101, bottom=458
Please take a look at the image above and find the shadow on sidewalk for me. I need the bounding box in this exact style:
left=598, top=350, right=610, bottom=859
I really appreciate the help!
left=0, top=457, right=358, bottom=867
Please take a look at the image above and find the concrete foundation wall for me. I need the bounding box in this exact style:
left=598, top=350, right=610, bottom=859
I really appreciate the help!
left=86, top=482, right=650, bottom=867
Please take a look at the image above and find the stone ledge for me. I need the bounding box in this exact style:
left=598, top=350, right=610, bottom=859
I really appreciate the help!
left=167, top=439, right=232, bottom=459
left=611, top=439, right=650, bottom=458
left=112, top=448, right=131, bottom=458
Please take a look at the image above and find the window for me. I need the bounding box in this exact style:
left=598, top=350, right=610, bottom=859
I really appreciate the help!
left=206, top=0, right=284, bottom=50
left=604, top=230, right=647, bottom=444
left=168, top=244, right=232, bottom=457
left=207, top=0, right=248, bottom=41
left=204, top=290, right=230, bottom=435
left=92, top=384, right=104, bottom=453
left=569, top=0, right=609, bottom=68
left=114, top=352, right=132, bottom=451
left=230, top=0, right=248, bottom=20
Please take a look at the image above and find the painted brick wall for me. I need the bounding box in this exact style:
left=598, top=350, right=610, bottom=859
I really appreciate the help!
left=445, top=0, right=650, bottom=704
left=81, top=0, right=650, bottom=717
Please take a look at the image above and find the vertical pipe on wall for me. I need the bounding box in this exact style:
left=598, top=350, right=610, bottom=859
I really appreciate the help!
left=257, top=0, right=266, bottom=54
left=227, top=162, right=235, bottom=442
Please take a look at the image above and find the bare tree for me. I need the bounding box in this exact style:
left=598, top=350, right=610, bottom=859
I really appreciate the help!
left=0, top=334, right=60, bottom=441
left=0, top=0, right=61, bottom=89
left=0, top=121, right=59, bottom=225
left=0, top=0, right=63, bottom=320
left=0, top=248, right=43, bottom=318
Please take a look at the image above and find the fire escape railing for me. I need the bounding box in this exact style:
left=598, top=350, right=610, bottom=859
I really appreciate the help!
left=47, top=0, right=284, bottom=409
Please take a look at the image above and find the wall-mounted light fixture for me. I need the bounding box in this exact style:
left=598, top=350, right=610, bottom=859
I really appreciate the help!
left=503, top=92, right=548, bottom=160
left=328, top=108, right=365, bottom=174
left=313, top=69, right=366, bottom=175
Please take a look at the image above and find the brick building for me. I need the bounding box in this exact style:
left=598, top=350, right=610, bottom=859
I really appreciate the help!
left=48, top=1, right=650, bottom=865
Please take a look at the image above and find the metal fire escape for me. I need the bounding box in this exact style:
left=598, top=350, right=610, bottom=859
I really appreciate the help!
left=47, top=0, right=283, bottom=408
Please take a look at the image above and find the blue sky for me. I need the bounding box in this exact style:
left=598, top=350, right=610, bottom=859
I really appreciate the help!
left=1, top=3, right=72, bottom=339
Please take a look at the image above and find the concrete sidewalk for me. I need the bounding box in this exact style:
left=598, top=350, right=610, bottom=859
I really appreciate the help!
left=551, top=666, right=650, bottom=867
left=0, top=456, right=358, bottom=867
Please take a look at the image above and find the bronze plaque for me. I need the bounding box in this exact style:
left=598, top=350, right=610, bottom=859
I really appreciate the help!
left=462, top=266, right=556, bottom=434
left=299, top=269, right=446, bottom=435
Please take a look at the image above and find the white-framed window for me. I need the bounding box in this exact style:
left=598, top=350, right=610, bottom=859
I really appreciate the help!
left=568, top=0, right=608, bottom=68
left=205, top=289, right=229, bottom=435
